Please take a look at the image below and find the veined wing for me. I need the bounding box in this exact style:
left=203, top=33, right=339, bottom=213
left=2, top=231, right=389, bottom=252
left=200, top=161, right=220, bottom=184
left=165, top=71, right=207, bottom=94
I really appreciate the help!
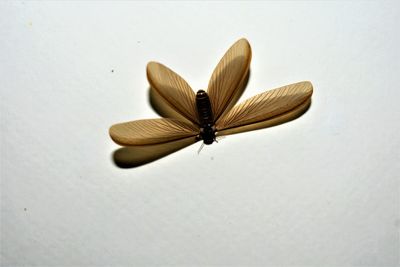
left=216, top=81, right=313, bottom=135
left=149, top=86, right=193, bottom=123
left=109, top=118, right=198, bottom=146
left=207, top=38, right=252, bottom=122
left=113, top=136, right=197, bottom=168
left=147, top=62, right=199, bottom=125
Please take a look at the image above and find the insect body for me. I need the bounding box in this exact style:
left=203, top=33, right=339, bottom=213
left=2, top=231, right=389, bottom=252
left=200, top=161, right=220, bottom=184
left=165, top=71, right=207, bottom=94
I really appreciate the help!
left=110, top=38, right=313, bottom=157
left=195, top=90, right=216, bottom=144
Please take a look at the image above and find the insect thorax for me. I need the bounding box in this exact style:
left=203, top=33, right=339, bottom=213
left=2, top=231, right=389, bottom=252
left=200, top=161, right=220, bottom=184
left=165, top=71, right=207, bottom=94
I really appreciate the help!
left=195, top=90, right=216, bottom=144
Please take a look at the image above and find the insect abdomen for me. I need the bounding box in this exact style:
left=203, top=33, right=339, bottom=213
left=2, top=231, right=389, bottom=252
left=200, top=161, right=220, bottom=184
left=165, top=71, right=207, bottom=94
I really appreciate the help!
left=196, top=90, right=215, bottom=145
left=196, top=90, right=214, bottom=127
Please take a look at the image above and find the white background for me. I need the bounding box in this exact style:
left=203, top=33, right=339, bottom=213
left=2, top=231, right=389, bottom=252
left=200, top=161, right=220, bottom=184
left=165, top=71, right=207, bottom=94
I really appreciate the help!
left=1, top=1, right=399, bottom=266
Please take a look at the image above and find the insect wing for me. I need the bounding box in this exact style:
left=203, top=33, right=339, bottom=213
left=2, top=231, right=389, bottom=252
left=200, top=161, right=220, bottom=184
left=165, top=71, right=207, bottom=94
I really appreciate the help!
left=113, top=136, right=197, bottom=167
left=216, top=81, right=313, bottom=136
left=207, top=38, right=252, bottom=122
left=147, top=62, right=199, bottom=125
left=109, top=118, right=198, bottom=146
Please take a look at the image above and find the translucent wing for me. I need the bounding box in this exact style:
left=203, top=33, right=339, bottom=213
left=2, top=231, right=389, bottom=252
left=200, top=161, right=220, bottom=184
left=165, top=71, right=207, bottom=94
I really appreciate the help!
left=149, top=86, right=192, bottom=124
left=147, top=62, right=199, bottom=125
left=113, top=136, right=197, bottom=168
left=207, top=38, right=252, bottom=122
left=109, top=118, right=198, bottom=146
left=216, top=81, right=313, bottom=135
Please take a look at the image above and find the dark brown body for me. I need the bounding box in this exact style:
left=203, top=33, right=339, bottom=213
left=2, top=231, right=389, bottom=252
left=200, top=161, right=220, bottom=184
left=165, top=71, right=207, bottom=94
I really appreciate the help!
left=195, top=90, right=216, bottom=144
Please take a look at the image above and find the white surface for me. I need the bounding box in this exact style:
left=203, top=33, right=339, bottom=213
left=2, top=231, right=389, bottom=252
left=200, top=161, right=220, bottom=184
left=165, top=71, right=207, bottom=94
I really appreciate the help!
left=1, top=1, right=399, bottom=266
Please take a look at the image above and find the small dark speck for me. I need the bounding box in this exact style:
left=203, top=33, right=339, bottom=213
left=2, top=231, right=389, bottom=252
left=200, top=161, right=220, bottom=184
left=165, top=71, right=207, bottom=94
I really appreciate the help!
left=137, top=41, right=141, bottom=44
left=111, top=69, right=114, bottom=73
left=210, top=157, right=214, bottom=160
left=24, top=208, right=27, bottom=211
